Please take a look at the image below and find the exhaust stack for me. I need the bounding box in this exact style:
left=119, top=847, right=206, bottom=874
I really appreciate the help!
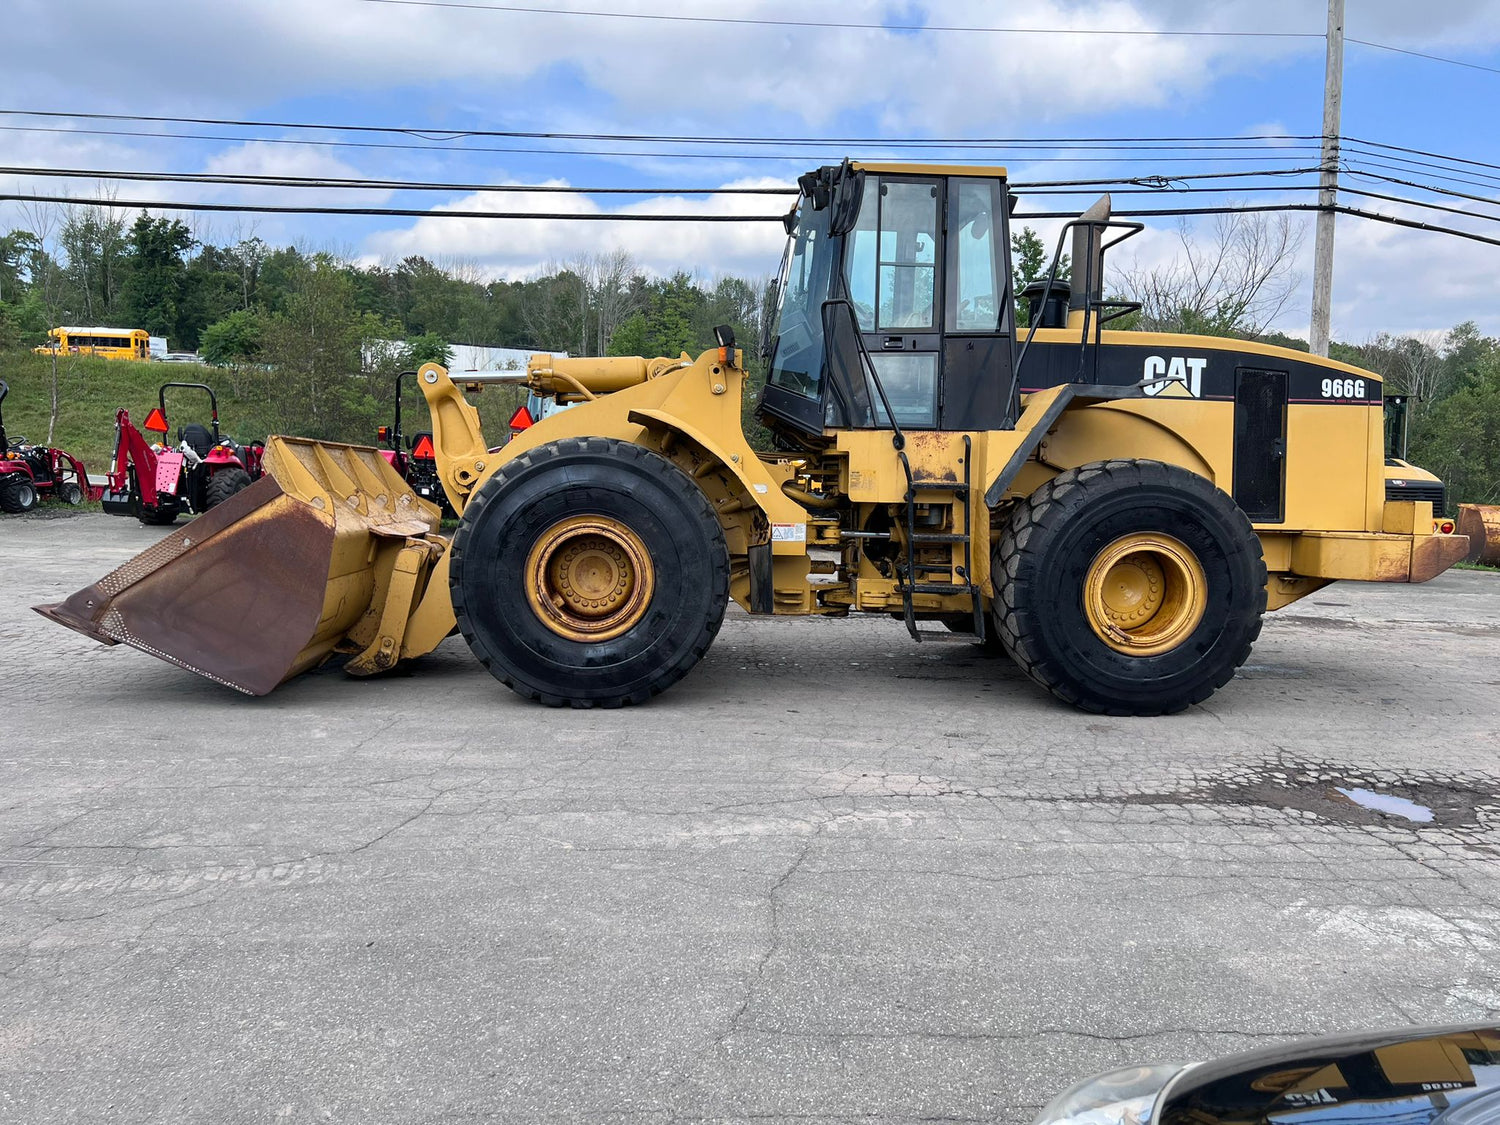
left=1069, top=194, right=1112, bottom=315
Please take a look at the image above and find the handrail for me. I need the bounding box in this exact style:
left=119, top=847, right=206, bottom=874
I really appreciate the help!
left=158, top=382, right=220, bottom=441
left=821, top=297, right=907, bottom=452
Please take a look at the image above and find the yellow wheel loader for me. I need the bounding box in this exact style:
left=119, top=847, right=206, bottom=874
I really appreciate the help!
left=37, top=161, right=1472, bottom=715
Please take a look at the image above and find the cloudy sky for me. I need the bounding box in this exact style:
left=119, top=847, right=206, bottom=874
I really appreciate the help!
left=6, top=0, right=1500, bottom=342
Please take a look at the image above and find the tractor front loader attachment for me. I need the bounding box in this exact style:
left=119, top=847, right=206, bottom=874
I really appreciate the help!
left=35, top=437, right=453, bottom=695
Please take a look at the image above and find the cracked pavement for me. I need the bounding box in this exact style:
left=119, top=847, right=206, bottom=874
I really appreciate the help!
left=2, top=512, right=1499, bottom=1123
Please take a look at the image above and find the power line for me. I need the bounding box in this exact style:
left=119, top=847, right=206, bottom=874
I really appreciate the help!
left=0, top=165, right=799, bottom=195
left=1336, top=184, right=1500, bottom=225
left=353, top=0, right=1322, bottom=39
left=0, top=124, right=1332, bottom=165
left=1347, top=134, right=1500, bottom=177
left=1345, top=169, right=1500, bottom=213
left=8, top=191, right=1500, bottom=251
left=15, top=110, right=1500, bottom=186
left=1343, top=153, right=1500, bottom=195
left=1014, top=202, right=1500, bottom=250
left=349, top=0, right=1500, bottom=80
left=1, top=163, right=1340, bottom=198
left=0, top=110, right=1323, bottom=151
left=0, top=193, right=787, bottom=222
left=1347, top=37, right=1500, bottom=77
left=1342, top=144, right=1500, bottom=189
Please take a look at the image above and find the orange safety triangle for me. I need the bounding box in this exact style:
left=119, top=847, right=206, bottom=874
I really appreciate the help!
left=411, top=435, right=436, bottom=460
left=508, top=405, right=534, bottom=432
left=143, top=408, right=170, bottom=433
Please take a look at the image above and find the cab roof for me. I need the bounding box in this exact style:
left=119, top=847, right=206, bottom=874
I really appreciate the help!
left=850, top=161, right=1008, bottom=179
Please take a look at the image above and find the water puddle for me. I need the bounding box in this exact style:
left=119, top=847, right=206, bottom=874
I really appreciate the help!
left=1335, top=787, right=1435, bottom=823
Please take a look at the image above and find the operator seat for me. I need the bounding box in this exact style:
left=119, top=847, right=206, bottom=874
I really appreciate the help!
left=179, top=423, right=214, bottom=457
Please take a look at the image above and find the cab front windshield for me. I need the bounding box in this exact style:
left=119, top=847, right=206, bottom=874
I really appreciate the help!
left=765, top=200, right=833, bottom=402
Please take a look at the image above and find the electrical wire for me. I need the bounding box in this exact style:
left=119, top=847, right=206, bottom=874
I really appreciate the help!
left=1335, top=185, right=1500, bottom=225
left=1348, top=135, right=1500, bottom=176
left=0, top=163, right=1341, bottom=197
left=0, top=125, right=1334, bottom=165
left=1341, top=145, right=1500, bottom=189
left=348, top=0, right=1500, bottom=80
left=0, top=165, right=798, bottom=195
left=0, top=193, right=787, bottom=222
left=11, top=110, right=1500, bottom=190
left=1013, top=202, right=1500, bottom=249
left=1345, top=169, right=1500, bottom=213
left=352, top=0, right=1323, bottom=39
left=7, top=192, right=1499, bottom=252
left=1347, top=38, right=1500, bottom=77
left=0, top=111, right=1326, bottom=150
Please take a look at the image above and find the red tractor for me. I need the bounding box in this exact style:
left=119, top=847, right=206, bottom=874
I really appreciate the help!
left=0, top=379, right=100, bottom=514
left=101, top=382, right=265, bottom=525
left=376, top=369, right=453, bottom=517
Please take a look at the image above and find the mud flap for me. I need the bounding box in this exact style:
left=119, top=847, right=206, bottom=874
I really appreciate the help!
left=35, top=438, right=450, bottom=695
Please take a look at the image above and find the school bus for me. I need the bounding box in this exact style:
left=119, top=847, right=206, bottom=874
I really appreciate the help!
left=34, top=327, right=151, bottom=361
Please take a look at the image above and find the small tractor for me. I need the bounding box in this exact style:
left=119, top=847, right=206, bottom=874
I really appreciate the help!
left=100, top=382, right=264, bottom=525
left=0, top=379, right=99, bottom=514
left=377, top=369, right=452, bottom=517
left=39, top=161, right=1480, bottom=714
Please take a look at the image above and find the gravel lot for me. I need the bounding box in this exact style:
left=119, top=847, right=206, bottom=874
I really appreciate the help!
left=3, top=511, right=1499, bottom=1124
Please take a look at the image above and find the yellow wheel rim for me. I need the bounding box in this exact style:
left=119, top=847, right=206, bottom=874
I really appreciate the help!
left=1083, top=533, right=1207, bottom=657
left=524, top=515, right=655, bottom=641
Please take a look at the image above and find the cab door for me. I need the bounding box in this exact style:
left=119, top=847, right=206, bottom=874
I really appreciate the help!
left=841, top=176, right=943, bottom=428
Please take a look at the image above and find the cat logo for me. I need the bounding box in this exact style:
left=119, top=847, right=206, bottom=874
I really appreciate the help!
left=1142, top=355, right=1207, bottom=398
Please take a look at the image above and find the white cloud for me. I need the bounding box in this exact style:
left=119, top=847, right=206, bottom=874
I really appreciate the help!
left=16, top=0, right=1497, bottom=132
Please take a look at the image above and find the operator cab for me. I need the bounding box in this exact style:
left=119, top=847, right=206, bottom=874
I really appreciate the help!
left=757, top=161, right=1017, bottom=443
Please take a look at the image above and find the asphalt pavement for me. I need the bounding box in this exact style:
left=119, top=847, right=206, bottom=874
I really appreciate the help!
left=2, top=511, right=1499, bottom=1124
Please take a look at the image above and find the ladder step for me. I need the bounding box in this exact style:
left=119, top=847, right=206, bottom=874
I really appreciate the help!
left=909, top=480, right=970, bottom=493
left=909, top=532, right=968, bottom=543
left=905, top=582, right=976, bottom=595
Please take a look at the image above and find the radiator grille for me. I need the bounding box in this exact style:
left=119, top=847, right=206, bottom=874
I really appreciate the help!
left=1385, top=478, right=1446, bottom=511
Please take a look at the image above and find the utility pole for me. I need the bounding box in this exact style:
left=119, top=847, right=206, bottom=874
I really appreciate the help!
left=1309, top=0, right=1344, bottom=357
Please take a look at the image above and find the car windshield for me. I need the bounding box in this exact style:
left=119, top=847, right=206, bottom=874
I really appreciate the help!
left=765, top=199, right=834, bottom=403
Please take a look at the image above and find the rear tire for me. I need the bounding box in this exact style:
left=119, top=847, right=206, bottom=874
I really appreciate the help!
left=205, top=468, right=253, bottom=510
left=992, top=460, right=1266, bottom=715
left=138, top=503, right=179, bottom=526
left=451, top=437, right=730, bottom=707
left=1, top=477, right=37, bottom=513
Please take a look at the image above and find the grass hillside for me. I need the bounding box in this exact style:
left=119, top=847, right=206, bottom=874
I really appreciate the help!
left=0, top=349, right=526, bottom=475
left=1, top=351, right=275, bottom=473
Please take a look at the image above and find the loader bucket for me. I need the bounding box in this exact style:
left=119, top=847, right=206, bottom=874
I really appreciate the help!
left=35, top=437, right=447, bottom=695
left=1458, top=504, right=1500, bottom=567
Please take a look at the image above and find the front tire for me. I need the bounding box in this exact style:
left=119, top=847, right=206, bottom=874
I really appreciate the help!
left=992, top=460, right=1266, bottom=715
left=1, top=477, right=38, bottom=513
left=205, top=468, right=253, bottom=510
left=450, top=437, right=730, bottom=707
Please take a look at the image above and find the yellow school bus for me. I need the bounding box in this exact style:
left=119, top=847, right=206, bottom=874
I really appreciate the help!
left=34, top=327, right=151, bottom=361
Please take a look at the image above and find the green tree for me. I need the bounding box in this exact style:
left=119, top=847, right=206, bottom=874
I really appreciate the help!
left=199, top=308, right=265, bottom=365
left=1410, top=365, right=1500, bottom=507
left=607, top=272, right=704, bottom=358
left=121, top=214, right=196, bottom=342
left=404, top=331, right=451, bottom=366
left=253, top=255, right=403, bottom=440
left=1011, top=226, right=1067, bottom=327
left=58, top=206, right=129, bottom=324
